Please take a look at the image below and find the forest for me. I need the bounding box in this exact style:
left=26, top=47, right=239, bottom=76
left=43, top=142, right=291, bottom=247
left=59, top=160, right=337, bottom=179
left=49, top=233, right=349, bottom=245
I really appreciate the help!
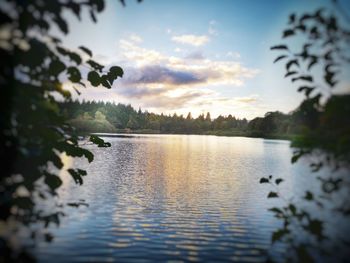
left=61, top=100, right=310, bottom=139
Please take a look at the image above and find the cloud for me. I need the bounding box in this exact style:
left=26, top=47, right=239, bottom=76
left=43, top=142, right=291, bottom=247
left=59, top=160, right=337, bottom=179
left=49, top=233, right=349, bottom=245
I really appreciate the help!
left=118, top=39, right=259, bottom=88
left=185, top=51, right=205, bottom=60
left=234, top=95, right=258, bottom=103
left=74, top=37, right=261, bottom=118
left=122, top=65, right=205, bottom=86
left=171, top=34, right=209, bottom=47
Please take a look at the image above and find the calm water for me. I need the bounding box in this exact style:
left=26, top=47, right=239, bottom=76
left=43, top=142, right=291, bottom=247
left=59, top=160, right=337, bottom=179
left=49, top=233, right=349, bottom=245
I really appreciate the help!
left=35, top=135, right=313, bottom=262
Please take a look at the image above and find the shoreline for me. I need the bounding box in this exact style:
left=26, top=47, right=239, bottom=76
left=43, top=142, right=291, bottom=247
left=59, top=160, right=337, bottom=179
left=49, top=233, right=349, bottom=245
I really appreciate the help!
left=86, top=130, right=297, bottom=141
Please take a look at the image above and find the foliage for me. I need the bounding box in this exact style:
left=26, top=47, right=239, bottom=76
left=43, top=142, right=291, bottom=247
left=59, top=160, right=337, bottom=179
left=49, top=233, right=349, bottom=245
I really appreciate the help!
left=61, top=100, right=314, bottom=139
left=262, top=1, right=350, bottom=261
left=0, top=0, right=125, bottom=259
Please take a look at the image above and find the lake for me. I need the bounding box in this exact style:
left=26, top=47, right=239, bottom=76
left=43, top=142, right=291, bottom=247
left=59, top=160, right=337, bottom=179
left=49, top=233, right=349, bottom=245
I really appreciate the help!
left=34, top=135, right=317, bottom=262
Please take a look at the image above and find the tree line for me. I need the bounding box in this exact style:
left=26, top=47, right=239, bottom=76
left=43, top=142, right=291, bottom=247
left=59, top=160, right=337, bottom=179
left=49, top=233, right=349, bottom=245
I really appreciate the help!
left=61, top=100, right=314, bottom=139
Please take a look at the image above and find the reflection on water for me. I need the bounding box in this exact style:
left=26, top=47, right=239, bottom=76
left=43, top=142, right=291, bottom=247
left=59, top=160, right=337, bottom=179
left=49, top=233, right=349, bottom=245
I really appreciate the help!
left=36, top=135, right=297, bottom=262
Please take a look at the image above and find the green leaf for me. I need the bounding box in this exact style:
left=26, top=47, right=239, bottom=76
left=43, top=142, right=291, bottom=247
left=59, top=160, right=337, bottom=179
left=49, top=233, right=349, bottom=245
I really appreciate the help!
left=88, top=71, right=101, bottom=87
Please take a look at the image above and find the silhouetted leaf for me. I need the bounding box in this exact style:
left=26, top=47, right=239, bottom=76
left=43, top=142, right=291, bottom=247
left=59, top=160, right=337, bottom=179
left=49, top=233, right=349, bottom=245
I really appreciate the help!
left=324, top=71, right=336, bottom=87
left=272, top=229, right=289, bottom=243
left=68, top=52, right=82, bottom=65
left=68, top=168, right=87, bottom=185
left=289, top=204, right=296, bottom=215
left=295, top=24, right=306, bottom=32
left=67, top=2, right=81, bottom=19
left=305, top=219, right=324, bottom=240
left=298, top=86, right=315, bottom=97
left=275, top=178, right=284, bottom=185
left=90, top=135, right=111, bottom=147
left=283, top=29, right=295, bottom=38
left=286, top=59, right=299, bottom=71
left=88, top=71, right=100, bottom=87
left=54, top=17, right=68, bottom=34
left=67, top=67, right=81, bottom=83
left=292, top=75, right=313, bottom=82
left=285, top=71, right=297, bottom=77
left=270, top=45, right=289, bottom=50
left=44, top=233, right=54, bottom=243
left=87, top=59, right=104, bottom=72
left=274, top=55, right=288, bottom=63
left=79, top=46, right=92, bottom=57
left=269, top=208, right=282, bottom=214
left=304, top=191, right=313, bottom=201
left=14, top=197, right=34, bottom=209
left=44, top=173, right=62, bottom=191
left=308, top=58, right=318, bottom=70
left=109, top=66, right=124, bottom=78
left=289, top=13, right=296, bottom=24
left=268, top=192, right=278, bottom=198
left=291, top=154, right=300, bottom=164
left=296, top=246, right=313, bottom=263
left=300, top=14, right=313, bottom=22
left=90, top=10, right=97, bottom=22
left=49, top=60, right=66, bottom=75
left=90, top=0, right=105, bottom=12
left=259, top=177, right=269, bottom=184
left=100, top=75, right=111, bottom=89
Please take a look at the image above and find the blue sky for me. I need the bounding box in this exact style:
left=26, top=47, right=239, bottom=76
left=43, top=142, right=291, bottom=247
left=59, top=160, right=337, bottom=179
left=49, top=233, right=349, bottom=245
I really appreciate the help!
left=60, top=0, right=350, bottom=119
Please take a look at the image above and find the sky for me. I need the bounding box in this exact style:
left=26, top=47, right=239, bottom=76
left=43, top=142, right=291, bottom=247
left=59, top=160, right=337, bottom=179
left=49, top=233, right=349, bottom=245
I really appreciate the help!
left=59, top=0, right=350, bottom=119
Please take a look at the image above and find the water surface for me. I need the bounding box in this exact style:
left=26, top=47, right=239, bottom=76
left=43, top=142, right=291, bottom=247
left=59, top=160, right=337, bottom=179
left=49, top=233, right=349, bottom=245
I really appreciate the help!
left=36, top=135, right=305, bottom=262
